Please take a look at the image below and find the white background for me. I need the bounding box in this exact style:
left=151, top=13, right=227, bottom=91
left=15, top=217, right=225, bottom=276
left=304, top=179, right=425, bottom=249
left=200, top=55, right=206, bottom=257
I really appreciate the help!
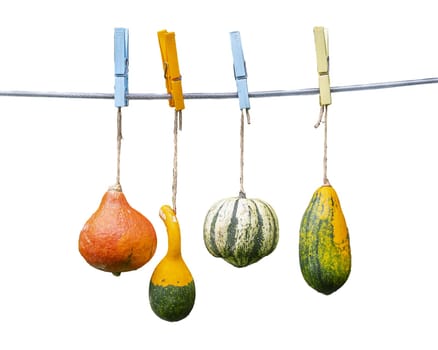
left=1, top=0, right=437, bottom=349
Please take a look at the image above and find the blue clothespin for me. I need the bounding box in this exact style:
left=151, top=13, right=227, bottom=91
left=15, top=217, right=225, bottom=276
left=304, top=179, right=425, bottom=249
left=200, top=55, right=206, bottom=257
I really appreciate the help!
left=114, top=28, right=129, bottom=107
left=230, top=31, right=250, bottom=119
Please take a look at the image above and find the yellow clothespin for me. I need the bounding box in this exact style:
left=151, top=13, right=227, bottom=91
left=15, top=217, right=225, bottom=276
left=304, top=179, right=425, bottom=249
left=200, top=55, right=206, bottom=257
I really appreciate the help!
left=313, top=26, right=331, bottom=106
left=158, top=30, right=185, bottom=112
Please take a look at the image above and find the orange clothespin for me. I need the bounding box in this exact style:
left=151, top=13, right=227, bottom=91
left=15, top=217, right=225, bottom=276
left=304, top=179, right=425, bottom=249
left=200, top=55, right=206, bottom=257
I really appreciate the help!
left=157, top=30, right=185, bottom=112
left=313, top=26, right=331, bottom=106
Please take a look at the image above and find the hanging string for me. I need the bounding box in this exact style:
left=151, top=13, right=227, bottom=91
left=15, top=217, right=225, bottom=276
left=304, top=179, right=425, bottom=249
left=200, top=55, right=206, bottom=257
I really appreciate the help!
left=172, top=110, right=182, bottom=212
left=314, top=105, right=330, bottom=186
left=116, top=107, right=123, bottom=189
left=239, top=110, right=245, bottom=197
left=239, top=109, right=251, bottom=198
left=111, top=107, right=123, bottom=191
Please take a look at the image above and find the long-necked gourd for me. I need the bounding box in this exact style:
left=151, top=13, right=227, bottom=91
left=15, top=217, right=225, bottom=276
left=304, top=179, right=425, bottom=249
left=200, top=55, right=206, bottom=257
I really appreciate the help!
left=149, top=205, right=195, bottom=322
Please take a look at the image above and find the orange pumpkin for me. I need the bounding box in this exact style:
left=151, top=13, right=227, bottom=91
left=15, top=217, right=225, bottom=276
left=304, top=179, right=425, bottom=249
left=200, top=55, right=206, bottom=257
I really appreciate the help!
left=78, top=186, right=157, bottom=276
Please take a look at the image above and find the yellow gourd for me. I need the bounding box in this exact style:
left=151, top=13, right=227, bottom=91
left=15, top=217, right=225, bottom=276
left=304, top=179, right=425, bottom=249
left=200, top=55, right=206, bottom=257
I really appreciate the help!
left=299, top=185, right=351, bottom=294
left=148, top=205, right=195, bottom=321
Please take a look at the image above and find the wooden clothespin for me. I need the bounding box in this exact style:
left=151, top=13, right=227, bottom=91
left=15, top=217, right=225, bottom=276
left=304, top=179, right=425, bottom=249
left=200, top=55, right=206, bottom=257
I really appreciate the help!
left=230, top=31, right=250, bottom=123
left=158, top=30, right=185, bottom=114
left=313, top=26, right=331, bottom=107
left=114, top=28, right=129, bottom=108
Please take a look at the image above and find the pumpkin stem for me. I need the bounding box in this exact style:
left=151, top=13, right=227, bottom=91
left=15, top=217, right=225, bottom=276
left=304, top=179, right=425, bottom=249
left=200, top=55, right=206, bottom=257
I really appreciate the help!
left=108, top=183, right=123, bottom=192
left=239, top=190, right=246, bottom=199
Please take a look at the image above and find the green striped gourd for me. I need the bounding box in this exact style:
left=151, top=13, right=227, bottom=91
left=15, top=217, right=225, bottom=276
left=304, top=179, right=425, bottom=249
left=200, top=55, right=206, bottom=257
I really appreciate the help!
left=149, top=205, right=195, bottom=322
left=299, top=185, right=351, bottom=295
left=203, top=193, right=279, bottom=268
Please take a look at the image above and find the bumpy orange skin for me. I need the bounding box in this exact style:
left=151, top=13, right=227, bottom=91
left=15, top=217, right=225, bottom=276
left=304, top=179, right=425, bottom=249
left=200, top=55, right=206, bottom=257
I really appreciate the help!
left=79, top=189, right=157, bottom=274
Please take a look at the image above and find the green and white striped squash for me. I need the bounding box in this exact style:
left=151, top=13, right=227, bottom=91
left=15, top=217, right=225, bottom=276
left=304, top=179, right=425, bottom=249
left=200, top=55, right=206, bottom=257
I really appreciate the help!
left=203, top=194, right=279, bottom=267
left=299, top=185, right=351, bottom=295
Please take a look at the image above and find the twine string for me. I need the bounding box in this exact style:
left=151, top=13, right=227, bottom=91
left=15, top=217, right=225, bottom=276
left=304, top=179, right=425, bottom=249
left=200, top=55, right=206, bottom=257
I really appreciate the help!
left=239, top=109, right=251, bottom=198
left=239, top=110, right=245, bottom=197
left=314, top=105, right=330, bottom=186
left=115, top=107, right=123, bottom=190
left=172, top=110, right=182, bottom=212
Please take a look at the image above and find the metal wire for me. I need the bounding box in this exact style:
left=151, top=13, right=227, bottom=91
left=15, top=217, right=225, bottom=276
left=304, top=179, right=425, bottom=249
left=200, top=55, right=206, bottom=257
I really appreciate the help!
left=1, top=77, right=437, bottom=101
